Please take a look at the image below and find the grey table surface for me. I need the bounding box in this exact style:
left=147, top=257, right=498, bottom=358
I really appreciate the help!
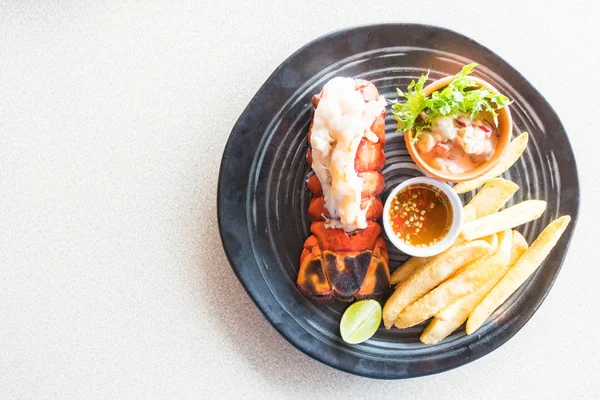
left=1, top=1, right=598, bottom=399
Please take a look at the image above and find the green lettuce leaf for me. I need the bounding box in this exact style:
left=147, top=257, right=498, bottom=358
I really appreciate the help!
left=391, top=63, right=512, bottom=142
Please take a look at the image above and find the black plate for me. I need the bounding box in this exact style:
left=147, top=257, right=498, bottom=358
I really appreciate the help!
left=217, top=24, right=579, bottom=379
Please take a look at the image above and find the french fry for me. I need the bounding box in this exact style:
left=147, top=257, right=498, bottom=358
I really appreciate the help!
left=462, top=179, right=519, bottom=223
left=420, top=317, right=462, bottom=345
left=436, top=230, right=528, bottom=321
left=421, top=230, right=528, bottom=344
left=510, top=230, right=529, bottom=262
left=389, top=256, right=430, bottom=285
left=479, top=233, right=499, bottom=250
left=463, top=205, right=477, bottom=224
left=395, top=230, right=511, bottom=329
left=436, top=234, right=497, bottom=282
left=453, top=132, right=529, bottom=194
left=382, top=240, right=494, bottom=329
left=466, top=216, right=570, bottom=334
left=462, top=200, right=547, bottom=241
left=390, top=237, right=468, bottom=285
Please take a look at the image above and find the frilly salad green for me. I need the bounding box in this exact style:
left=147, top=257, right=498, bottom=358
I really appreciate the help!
left=392, top=64, right=512, bottom=144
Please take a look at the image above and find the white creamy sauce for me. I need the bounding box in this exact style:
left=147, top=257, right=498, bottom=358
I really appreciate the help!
left=310, top=77, right=386, bottom=232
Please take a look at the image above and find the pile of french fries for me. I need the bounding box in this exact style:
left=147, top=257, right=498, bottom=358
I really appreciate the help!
left=382, top=132, right=571, bottom=344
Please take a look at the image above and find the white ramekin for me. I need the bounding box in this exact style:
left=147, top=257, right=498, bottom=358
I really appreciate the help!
left=382, top=177, right=463, bottom=257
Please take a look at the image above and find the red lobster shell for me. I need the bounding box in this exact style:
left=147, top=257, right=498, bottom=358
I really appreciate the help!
left=297, top=79, right=391, bottom=301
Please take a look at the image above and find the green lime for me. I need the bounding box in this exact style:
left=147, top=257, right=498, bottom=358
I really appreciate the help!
left=340, top=299, right=382, bottom=344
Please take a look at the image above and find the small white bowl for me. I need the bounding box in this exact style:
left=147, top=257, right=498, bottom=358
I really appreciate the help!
left=383, top=177, right=463, bottom=257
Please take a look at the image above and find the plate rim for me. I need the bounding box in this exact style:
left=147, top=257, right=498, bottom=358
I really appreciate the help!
left=217, top=22, right=580, bottom=379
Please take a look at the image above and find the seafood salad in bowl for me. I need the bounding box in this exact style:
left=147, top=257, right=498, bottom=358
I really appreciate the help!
left=394, top=64, right=513, bottom=182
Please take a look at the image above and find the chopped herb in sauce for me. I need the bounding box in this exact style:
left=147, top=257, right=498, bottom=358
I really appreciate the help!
left=389, top=184, right=453, bottom=247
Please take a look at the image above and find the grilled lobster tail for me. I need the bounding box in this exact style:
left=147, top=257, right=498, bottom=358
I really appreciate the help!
left=297, top=79, right=391, bottom=301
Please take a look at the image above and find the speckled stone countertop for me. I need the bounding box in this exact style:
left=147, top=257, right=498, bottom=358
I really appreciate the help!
left=1, top=1, right=598, bottom=398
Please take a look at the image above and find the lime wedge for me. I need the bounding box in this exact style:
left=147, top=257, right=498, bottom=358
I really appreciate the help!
left=340, top=300, right=382, bottom=344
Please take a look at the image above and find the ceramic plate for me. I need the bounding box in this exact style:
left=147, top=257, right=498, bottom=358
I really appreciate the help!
left=217, top=24, right=579, bottom=379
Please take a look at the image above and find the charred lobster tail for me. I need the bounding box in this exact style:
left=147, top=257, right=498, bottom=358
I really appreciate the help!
left=297, top=78, right=390, bottom=301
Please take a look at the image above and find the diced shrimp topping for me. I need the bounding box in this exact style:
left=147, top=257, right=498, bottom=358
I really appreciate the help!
left=431, top=116, right=457, bottom=141
left=415, top=113, right=498, bottom=174
left=416, top=132, right=435, bottom=153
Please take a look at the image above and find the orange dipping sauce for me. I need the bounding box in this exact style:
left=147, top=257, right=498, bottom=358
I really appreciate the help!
left=388, top=183, right=453, bottom=247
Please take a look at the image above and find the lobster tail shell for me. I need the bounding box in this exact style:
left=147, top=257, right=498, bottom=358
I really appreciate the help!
left=298, top=232, right=390, bottom=301
left=297, top=79, right=390, bottom=301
